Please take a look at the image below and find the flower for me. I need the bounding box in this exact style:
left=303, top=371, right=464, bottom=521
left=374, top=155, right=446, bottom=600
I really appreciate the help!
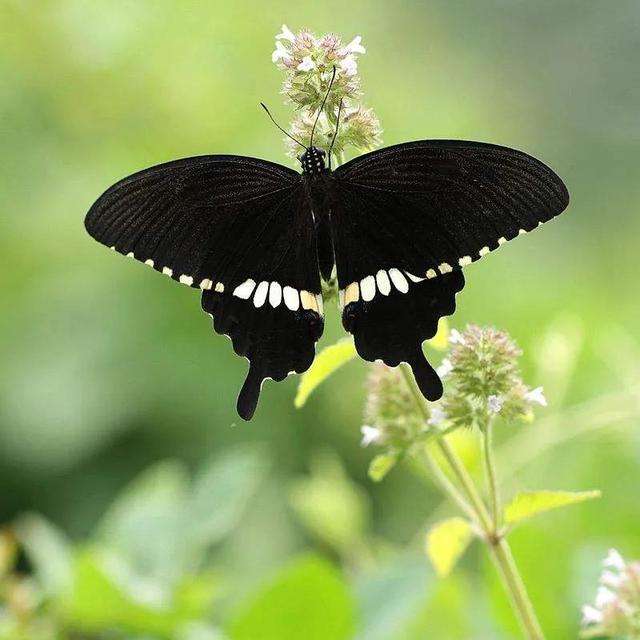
left=272, top=40, right=292, bottom=64
left=448, top=328, right=466, bottom=345
left=297, top=56, right=315, bottom=72
left=437, top=325, right=550, bottom=431
left=427, top=407, right=447, bottom=426
left=339, top=35, right=366, bottom=55
left=487, top=395, right=503, bottom=414
left=276, top=24, right=296, bottom=42
left=360, top=425, right=383, bottom=447
left=580, top=548, right=640, bottom=638
left=604, top=548, right=625, bottom=571
left=363, top=364, right=425, bottom=450
left=339, top=56, right=358, bottom=76
left=436, top=358, right=453, bottom=378
left=270, top=25, right=381, bottom=160
left=581, top=605, right=604, bottom=625
left=525, top=386, right=547, bottom=406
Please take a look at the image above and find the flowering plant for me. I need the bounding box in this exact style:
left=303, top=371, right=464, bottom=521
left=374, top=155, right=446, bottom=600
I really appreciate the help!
left=271, top=25, right=381, bottom=161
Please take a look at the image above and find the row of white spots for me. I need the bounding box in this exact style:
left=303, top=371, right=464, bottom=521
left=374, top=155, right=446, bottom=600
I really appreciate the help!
left=114, top=248, right=224, bottom=292
left=337, top=229, right=534, bottom=305
left=233, top=279, right=323, bottom=314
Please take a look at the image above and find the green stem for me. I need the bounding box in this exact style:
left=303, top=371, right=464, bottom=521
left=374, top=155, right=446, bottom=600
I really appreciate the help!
left=491, top=538, right=545, bottom=640
left=417, top=448, right=477, bottom=523
left=482, top=418, right=501, bottom=529
left=400, top=364, right=545, bottom=640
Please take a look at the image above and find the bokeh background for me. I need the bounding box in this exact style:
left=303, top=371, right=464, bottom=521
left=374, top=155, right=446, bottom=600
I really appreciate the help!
left=1, top=1, right=639, bottom=638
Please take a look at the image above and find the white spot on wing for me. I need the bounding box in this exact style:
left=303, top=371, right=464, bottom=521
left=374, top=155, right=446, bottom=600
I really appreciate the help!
left=315, top=293, right=324, bottom=315
left=253, top=281, right=269, bottom=308
left=345, top=282, right=359, bottom=305
left=426, top=269, right=437, bottom=279
left=518, top=228, right=527, bottom=235
left=338, top=289, right=345, bottom=308
left=438, top=262, right=453, bottom=274
left=126, top=252, right=134, bottom=258
left=199, top=278, right=213, bottom=290
left=283, top=286, right=300, bottom=311
left=376, top=270, right=391, bottom=296
left=179, top=274, right=193, bottom=286
left=162, top=267, right=173, bottom=277
left=145, top=259, right=154, bottom=267
left=360, top=275, right=376, bottom=302
left=459, top=255, right=472, bottom=267
left=234, top=279, right=256, bottom=299
left=479, top=246, right=490, bottom=256
left=405, top=272, right=424, bottom=283
left=498, top=237, right=507, bottom=245
left=215, top=282, right=224, bottom=293
left=269, top=282, right=282, bottom=307
left=388, top=268, right=408, bottom=293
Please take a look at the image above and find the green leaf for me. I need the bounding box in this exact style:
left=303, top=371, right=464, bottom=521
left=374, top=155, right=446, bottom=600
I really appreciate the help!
left=14, top=512, right=73, bottom=596
left=64, top=548, right=219, bottom=636
left=289, top=452, right=369, bottom=555
left=294, top=339, right=356, bottom=408
left=425, top=518, right=473, bottom=578
left=368, top=453, right=398, bottom=482
left=425, top=318, right=449, bottom=351
left=354, top=554, right=433, bottom=640
left=229, top=555, right=355, bottom=640
left=504, top=490, right=601, bottom=526
left=189, top=445, right=268, bottom=547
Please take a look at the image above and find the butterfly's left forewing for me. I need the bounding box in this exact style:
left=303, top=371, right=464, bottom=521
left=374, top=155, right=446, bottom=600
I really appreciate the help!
left=329, top=140, right=569, bottom=398
left=86, top=156, right=324, bottom=419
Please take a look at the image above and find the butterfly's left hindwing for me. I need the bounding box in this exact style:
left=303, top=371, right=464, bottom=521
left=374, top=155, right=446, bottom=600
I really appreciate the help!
left=86, top=156, right=324, bottom=420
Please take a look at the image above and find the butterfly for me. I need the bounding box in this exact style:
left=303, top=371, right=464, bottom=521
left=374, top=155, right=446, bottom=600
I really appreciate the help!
left=85, top=83, right=569, bottom=420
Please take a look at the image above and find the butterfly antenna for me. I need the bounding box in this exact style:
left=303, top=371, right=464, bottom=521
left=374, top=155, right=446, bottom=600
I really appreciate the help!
left=309, top=65, right=337, bottom=148
left=260, top=102, right=306, bottom=149
left=327, top=98, right=344, bottom=169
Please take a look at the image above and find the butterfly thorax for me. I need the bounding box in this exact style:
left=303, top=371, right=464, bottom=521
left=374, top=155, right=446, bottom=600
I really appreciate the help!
left=299, top=147, right=327, bottom=175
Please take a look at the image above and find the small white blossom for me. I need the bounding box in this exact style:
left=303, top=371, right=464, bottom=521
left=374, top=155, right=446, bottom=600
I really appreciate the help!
left=595, top=586, right=617, bottom=608
left=526, top=386, right=547, bottom=407
left=339, top=56, right=358, bottom=76
left=339, top=35, right=366, bottom=55
left=600, top=570, right=622, bottom=589
left=276, top=24, right=296, bottom=42
left=297, top=56, right=315, bottom=72
left=272, top=40, right=292, bottom=64
left=449, top=328, right=466, bottom=345
left=581, top=604, right=604, bottom=624
left=487, top=394, right=503, bottom=414
left=360, top=424, right=383, bottom=447
left=428, top=407, right=448, bottom=426
left=604, top=548, right=625, bottom=571
left=436, top=358, right=453, bottom=378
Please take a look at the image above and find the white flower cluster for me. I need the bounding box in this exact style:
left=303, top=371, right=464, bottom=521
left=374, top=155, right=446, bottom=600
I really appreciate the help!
left=271, top=25, right=382, bottom=161
left=581, top=548, right=640, bottom=638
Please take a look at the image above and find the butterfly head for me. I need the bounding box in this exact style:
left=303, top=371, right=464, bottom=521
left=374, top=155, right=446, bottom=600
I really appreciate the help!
left=299, top=147, right=327, bottom=175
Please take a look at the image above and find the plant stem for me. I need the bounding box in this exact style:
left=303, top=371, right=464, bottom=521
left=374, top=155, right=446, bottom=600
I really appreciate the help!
left=417, top=448, right=477, bottom=523
left=400, top=364, right=545, bottom=640
left=491, top=538, right=545, bottom=640
left=482, top=418, right=501, bottom=529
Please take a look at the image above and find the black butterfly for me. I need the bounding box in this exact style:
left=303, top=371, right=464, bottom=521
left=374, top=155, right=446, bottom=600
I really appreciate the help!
left=85, top=100, right=569, bottom=420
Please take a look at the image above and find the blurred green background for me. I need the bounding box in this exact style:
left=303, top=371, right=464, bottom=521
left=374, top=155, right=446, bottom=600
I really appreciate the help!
left=1, top=1, right=639, bottom=638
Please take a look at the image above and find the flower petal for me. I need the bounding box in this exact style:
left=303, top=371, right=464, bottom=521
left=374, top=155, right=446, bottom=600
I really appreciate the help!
left=297, top=55, right=315, bottom=72
left=276, top=24, right=296, bottom=42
